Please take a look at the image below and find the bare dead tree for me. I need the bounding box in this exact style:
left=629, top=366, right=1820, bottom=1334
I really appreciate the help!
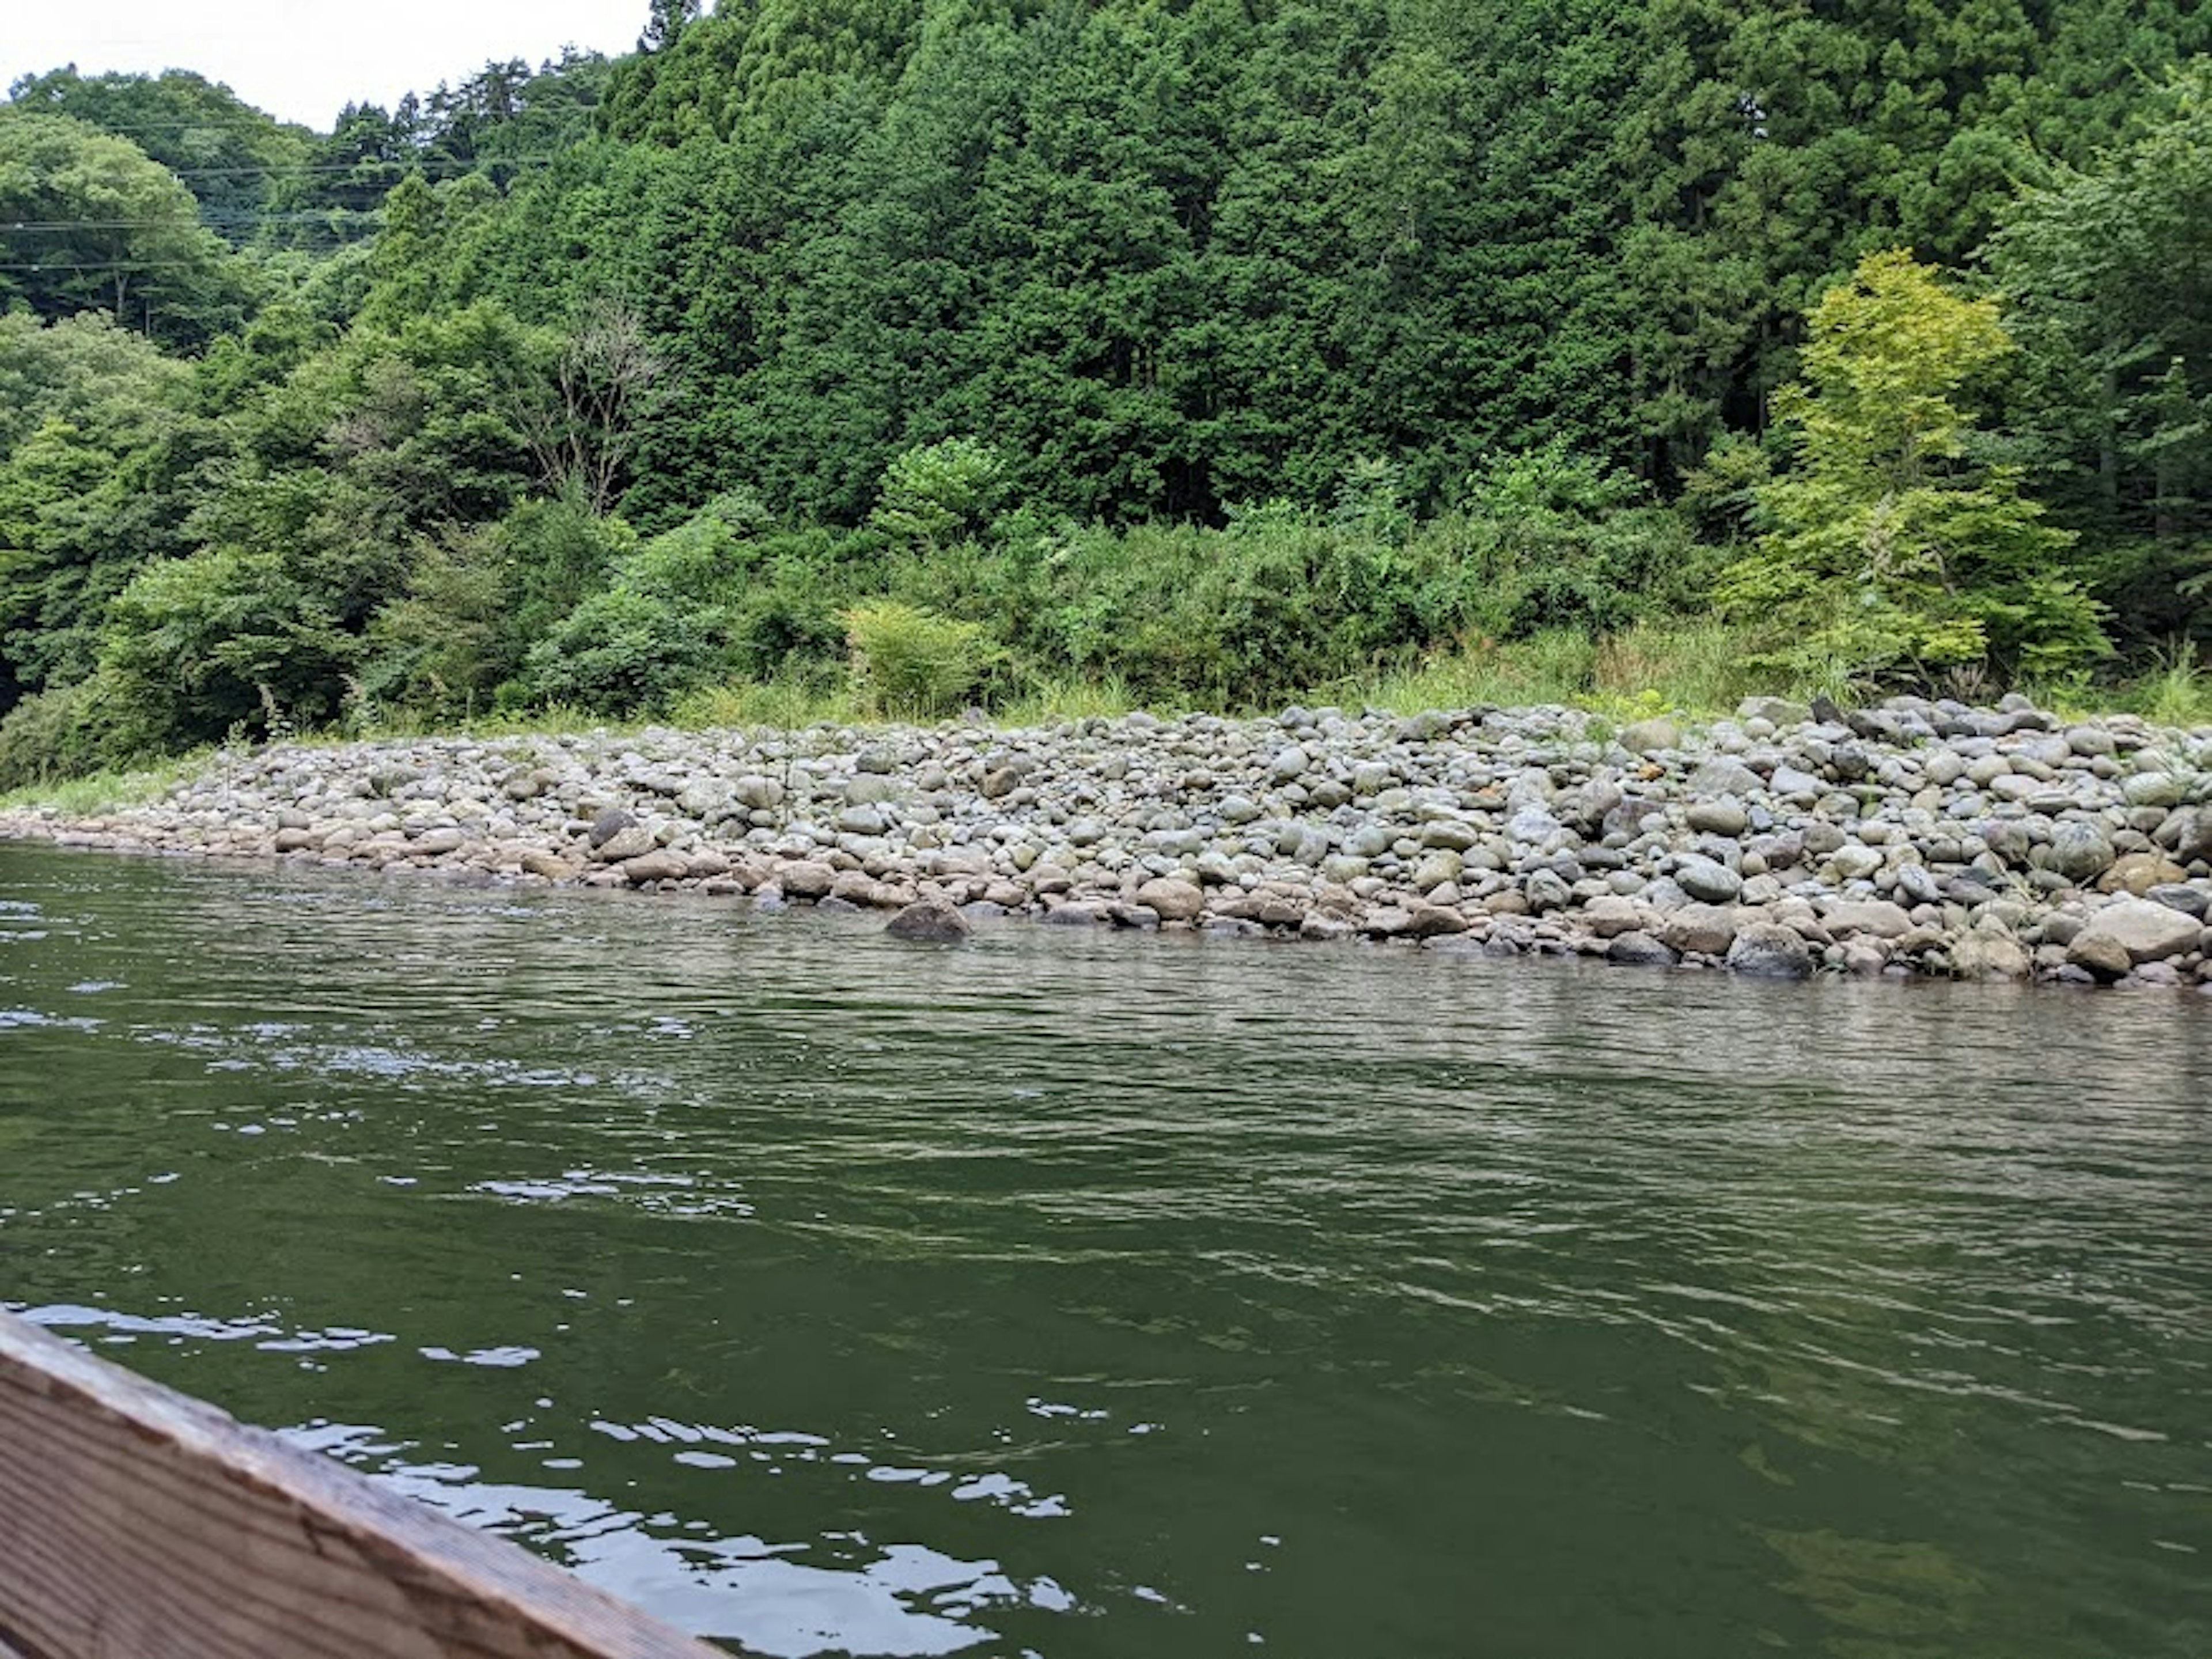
left=516, top=300, right=671, bottom=514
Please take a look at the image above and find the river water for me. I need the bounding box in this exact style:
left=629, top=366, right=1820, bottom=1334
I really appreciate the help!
left=1, top=840, right=2207, bottom=1657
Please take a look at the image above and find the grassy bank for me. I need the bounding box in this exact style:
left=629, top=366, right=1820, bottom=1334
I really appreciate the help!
left=11, top=620, right=2211, bottom=821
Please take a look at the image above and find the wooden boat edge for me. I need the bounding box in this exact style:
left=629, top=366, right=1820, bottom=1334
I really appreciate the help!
left=0, top=1307, right=728, bottom=1659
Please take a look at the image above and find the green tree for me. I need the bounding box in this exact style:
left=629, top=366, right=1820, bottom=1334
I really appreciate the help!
left=0, top=111, right=244, bottom=343
left=3, top=67, right=313, bottom=244
left=0, top=312, right=197, bottom=709
left=1722, top=249, right=2103, bottom=688
left=1989, top=66, right=2212, bottom=645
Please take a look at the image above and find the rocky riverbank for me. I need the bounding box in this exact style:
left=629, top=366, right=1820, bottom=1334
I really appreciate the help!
left=7, top=695, right=2212, bottom=992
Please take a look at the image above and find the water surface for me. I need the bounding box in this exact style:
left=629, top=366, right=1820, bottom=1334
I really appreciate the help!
left=2, top=841, right=2208, bottom=1657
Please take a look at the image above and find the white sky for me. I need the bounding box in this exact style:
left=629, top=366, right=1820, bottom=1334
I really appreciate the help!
left=1, top=0, right=655, bottom=131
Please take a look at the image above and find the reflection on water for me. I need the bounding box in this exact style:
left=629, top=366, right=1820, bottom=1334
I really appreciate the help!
left=2, top=842, right=2210, bottom=1658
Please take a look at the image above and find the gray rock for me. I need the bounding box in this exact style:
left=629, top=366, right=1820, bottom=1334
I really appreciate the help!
left=1524, top=869, right=1573, bottom=912
left=594, top=824, right=658, bottom=862
left=1421, top=820, right=1482, bottom=853
left=1042, top=902, right=1107, bottom=926
left=588, top=808, right=635, bottom=849
left=2148, top=883, right=2210, bottom=920
left=1607, top=931, right=1679, bottom=967
left=1134, top=877, right=1206, bottom=922
left=2122, top=771, right=2186, bottom=810
left=885, top=901, right=969, bottom=942
left=779, top=861, right=836, bottom=900
left=1400, top=902, right=1469, bottom=939
left=1620, top=717, right=1682, bottom=755
left=1659, top=904, right=1738, bottom=956
left=2068, top=898, right=2202, bottom=969
left=1675, top=858, right=1743, bottom=904
left=1949, top=934, right=2031, bottom=982
left=1823, top=899, right=1913, bottom=940
left=1825, top=843, right=1884, bottom=883
left=2046, top=820, right=2115, bottom=885
left=1768, top=765, right=1824, bottom=800
left=2155, top=805, right=2212, bottom=866
left=2065, top=724, right=2118, bottom=757
left=1725, top=923, right=1815, bottom=979
left=620, top=850, right=690, bottom=885
left=1581, top=895, right=1645, bottom=939
left=1737, top=697, right=1808, bottom=728
left=1411, top=851, right=1463, bottom=892
left=1684, top=799, right=1748, bottom=838
left=1690, top=757, right=1763, bottom=797
left=732, top=775, right=785, bottom=810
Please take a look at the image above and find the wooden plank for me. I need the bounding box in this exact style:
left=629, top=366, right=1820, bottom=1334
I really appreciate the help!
left=0, top=1309, right=729, bottom=1659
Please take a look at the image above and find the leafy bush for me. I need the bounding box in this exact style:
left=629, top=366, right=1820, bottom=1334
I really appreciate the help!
left=99, top=546, right=355, bottom=748
left=0, top=677, right=127, bottom=788
left=514, top=495, right=772, bottom=713
left=522, top=586, right=727, bottom=713
left=869, top=438, right=1006, bottom=550
left=843, top=600, right=1001, bottom=718
left=1456, top=444, right=1707, bottom=638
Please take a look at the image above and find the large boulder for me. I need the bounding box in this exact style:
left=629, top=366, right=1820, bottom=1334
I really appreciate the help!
left=2066, top=899, right=2202, bottom=975
left=1607, top=931, right=1679, bottom=967
left=1949, top=934, right=2032, bottom=982
left=1725, top=923, right=1815, bottom=979
left=1134, top=877, right=1205, bottom=923
left=778, top=860, right=836, bottom=900
left=886, top=901, right=969, bottom=942
left=1675, top=857, right=1743, bottom=905
left=593, top=824, right=658, bottom=863
left=1822, top=900, right=1914, bottom=941
left=619, top=850, right=690, bottom=885
left=1658, top=904, right=1738, bottom=957
left=2046, top=820, right=2115, bottom=885
left=1619, top=717, right=1683, bottom=755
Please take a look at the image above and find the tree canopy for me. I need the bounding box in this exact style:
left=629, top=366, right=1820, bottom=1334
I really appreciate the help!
left=1, top=0, right=2209, bottom=779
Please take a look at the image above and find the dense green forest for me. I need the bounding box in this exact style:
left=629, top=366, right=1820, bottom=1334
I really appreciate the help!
left=3, top=0, right=2210, bottom=782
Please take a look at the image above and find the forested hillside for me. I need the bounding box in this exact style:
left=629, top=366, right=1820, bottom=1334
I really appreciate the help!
left=3, top=0, right=2210, bottom=782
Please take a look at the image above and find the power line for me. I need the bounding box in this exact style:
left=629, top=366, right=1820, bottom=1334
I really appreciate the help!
left=0, top=259, right=248, bottom=271
left=6, top=215, right=384, bottom=230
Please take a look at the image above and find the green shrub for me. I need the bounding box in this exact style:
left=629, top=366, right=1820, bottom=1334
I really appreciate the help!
left=522, top=586, right=728, bottom=713
left=99, top=546, right=355, bottom=749
left=869, top=438, right=1005, bottom=550
left=0, top=677, right=128, bottom=789
left=843, top=600, right=1001, bottom=718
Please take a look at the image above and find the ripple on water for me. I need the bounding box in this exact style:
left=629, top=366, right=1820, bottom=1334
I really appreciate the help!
left=2, top=843, right=2209, bottom=1659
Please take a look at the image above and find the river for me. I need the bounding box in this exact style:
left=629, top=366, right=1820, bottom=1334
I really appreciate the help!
left=2, top=841, right=2207, bottom=1657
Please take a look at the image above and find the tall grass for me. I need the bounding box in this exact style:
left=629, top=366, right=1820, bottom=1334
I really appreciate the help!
left=1352, top=620, right=1760, bottom=718
left=0, top=754, right=201, bottom=816
left=668, top=676, right=864, bottom=732
left=2128, top=641, right=2212, bottom=730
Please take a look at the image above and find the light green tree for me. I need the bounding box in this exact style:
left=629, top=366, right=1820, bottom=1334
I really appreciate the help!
left=1721, top=249, right=2105, bottom=690
left=0, top=112, right=237, bottom=340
